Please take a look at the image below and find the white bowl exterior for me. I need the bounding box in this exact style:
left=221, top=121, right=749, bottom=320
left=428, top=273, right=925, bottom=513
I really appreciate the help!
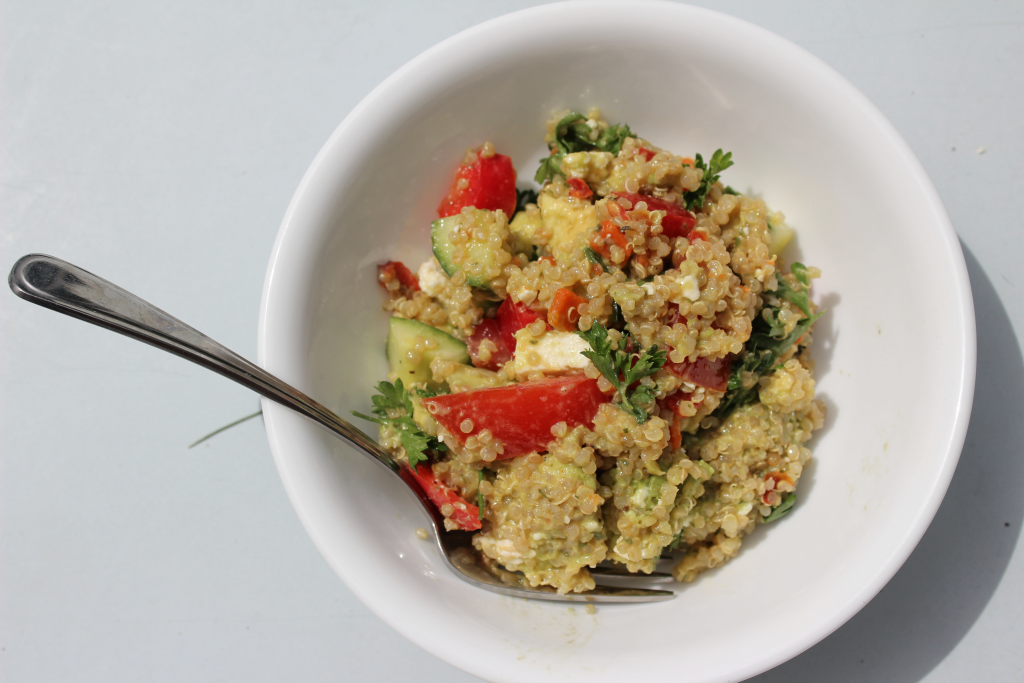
left=258, top=2, right=975, bottom=681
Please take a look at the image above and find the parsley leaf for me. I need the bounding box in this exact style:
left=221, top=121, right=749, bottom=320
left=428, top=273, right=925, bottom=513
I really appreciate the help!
left=352, top=379, right=444, bottom=468
left=713, top=264, right=822, bottom=419
left=514, top=187, right=539, bottom=216
left=791, top=262, right=810, bottom=286
left=577, top=321, right=667, bottom=424
left=415, top=386, right=450, bottom=399
left=763, top=492, right=797, bottom=523
left=535, top=112, right=636, bottom=184
left=477, top=469, right=486, bottom=520
left=714, top=306, right=822, bottom=419
left=584, top=247, right=608, bottom=269
left=609, top=301, right=626, bottom=329
left=775, top=268, right=815, bottom=318
left=682, top=149, right=734, bottom=211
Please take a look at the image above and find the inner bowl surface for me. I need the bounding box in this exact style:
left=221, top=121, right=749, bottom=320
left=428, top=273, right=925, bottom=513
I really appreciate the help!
left=258, top=3, right=974, bottom=681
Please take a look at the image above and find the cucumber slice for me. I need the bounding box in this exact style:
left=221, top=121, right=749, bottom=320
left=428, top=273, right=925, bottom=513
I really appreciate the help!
left=387, top=317, right=470, bottom=388
left=430, top=209, right=505, bottom=289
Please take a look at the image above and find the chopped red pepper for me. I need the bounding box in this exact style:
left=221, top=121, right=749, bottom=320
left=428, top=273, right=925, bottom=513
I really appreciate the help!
left=665, top=354, right=733, bottom=393
left=437, top=151, right=517, bottom=219
left=589, top=220, right=634, bottom=263
left=636, top=146, right=657, bottom=162
left=669, top=418, right=682, bottom=450
left=612, top=193, right=696, bottom=239
left=567, top=177, right=594, bottom=200
left=405, top=463, right=482, bottom=531
left=547, top=288, right=588, bottom=332
left=377, top=261, right=420, bottom=293
left=421, top=376, right=609, bottom=459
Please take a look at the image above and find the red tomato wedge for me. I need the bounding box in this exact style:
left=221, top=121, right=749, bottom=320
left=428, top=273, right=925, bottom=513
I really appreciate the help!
left=421, top=376, right=609, bottom=459
left=403, top=463, right=481, bottom=531
left=437, top=153, right=517, bottom=219
left=658, top=390, right=697, bottom=418
left=567, top=177, right=593, bottom=200
left=665, top=354, right=733, bottom=392
left=467, top=318, right=512, bottom=371
left=495, top=297, right=545, bottom=355
left=613, top=193, right=696, bottom=239
left=377, top=261, right=419, bottom=292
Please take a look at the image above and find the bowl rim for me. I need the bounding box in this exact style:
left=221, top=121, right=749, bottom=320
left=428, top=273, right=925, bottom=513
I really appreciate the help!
left=257, top=1, right=977, bottom=680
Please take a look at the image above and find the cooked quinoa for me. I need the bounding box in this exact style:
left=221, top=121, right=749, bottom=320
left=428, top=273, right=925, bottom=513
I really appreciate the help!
left=366, top=108, right=826, bottom=594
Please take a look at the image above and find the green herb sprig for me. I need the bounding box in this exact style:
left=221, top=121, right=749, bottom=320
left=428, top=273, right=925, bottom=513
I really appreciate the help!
left=352, top=379, right=445, bottom=468
left=682, top=149, right=734, bottom=211
left=583, top=246, right=608, bottom=269
left=775, top=262, right=814, bottom=318
left=477, top=470, right=486, bottom=520
left=714, top=269, right=822, bottom=419
left=577, top=321, right=666, bottom=424
left=514, top=187, right=539, bottom=216
left=535, top=112, right=635, bottom=184
left=763, top=492, right=797, bottom=523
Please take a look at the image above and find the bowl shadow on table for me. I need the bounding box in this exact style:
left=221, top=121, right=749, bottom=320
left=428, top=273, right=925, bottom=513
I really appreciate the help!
left=749, top=243, right=1024, bottom=683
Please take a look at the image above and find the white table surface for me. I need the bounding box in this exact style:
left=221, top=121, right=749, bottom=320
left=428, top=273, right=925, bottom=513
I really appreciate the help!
left=2, top=1, right=1022, bottom=681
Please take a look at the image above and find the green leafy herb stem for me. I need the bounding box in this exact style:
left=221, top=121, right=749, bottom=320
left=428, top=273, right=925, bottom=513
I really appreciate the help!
left=352, top=379, right=445, bottom=468
left=714, top=269, right=822, bottom=419
left=535, top=112, right=635, bottom=184
left=584, top=246, right=608, bottom=270
left=763, top=492, right=797, bottom=523
left=682, top=149, right=734, bottom=211
left=514, top=187, right=539, bottom=216
left=576, top=321, right=667, bottom=424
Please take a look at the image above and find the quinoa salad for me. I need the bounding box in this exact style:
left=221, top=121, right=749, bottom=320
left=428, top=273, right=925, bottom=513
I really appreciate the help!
left=357, top=109, right=826, bottom=594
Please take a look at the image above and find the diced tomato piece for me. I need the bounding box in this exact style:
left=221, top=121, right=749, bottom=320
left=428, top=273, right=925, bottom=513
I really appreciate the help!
left=762, top=472, right=795, bottom=505
left=665, top=354, right=733, bottom=392
left=613, top=193, right=696, bottom=239
left=404, top=463, right=481, bottom=531
left=437, top=152, right=517, bottom=219
left=669, top=418, right=682, bottom=450
left=658, top=390, right=696, bottom=418
left=547, top=288, right=588, bottom=332
left=496, top=297, right=545, bottom=355
left=589, top=220, right=634, bottom=263
left=636, top=146, right=657, bottom=161
left=377, top=261, right=420, bottom=292
left=421, top=376, right=610, bottom=459
left=567, top=177, right=594, bottom=200
left=467, top=318, right=512, bottom=371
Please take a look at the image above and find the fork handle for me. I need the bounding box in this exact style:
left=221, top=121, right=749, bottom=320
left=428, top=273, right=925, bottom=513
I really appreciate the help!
left=8, top=253, right=398, bottom=471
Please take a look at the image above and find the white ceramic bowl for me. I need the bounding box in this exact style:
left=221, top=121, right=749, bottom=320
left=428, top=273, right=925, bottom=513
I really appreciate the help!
left=258, top=2, right=975, bottom=681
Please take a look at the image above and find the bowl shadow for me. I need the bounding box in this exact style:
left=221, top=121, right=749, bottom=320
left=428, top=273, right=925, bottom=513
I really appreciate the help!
left=747, top=243, right=1024, bottom=682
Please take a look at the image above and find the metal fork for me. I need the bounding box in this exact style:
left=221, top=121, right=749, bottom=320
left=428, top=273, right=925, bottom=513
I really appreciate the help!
left=8, top=254, right=673, bottom=603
